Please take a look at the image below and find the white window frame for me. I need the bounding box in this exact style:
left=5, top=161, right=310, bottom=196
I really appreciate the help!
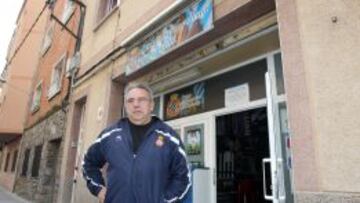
left=62, top=0, right=76, bottom=23
left=48, top=54, right=66, bottom=99
left=41, top=21, right=55, bottom=55
left=31, top=82, right=42, bottom=112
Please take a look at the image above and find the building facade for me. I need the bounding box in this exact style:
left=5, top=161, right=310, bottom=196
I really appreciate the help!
left=3, top=0, right=351, bottom=202
left=12, top=0, right=83, bottom=202
left=0, top=0, right=47, bottom=192
left=64, top=0, right=360, bottom=203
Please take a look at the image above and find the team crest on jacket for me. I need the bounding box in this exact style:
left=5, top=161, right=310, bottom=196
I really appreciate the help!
left=155, top=135, right=165, bottom=147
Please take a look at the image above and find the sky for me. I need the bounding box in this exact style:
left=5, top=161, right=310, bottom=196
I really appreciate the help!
left=0, top=0, right=24, bottom=75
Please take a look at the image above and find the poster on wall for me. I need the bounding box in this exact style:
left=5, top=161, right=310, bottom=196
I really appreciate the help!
left=185, top=129, right=201, bottom=155
left=165, top=82, right=205, bottom=120
left=184, top=124, right=204, bottom=166
left=125, top=0, right=213, bottom=75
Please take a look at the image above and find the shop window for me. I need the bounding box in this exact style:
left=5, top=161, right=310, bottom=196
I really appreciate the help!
left=97, top=0, right=119, bottom=22
left=4, top=152, right=10, bottom=172
left=41, top=21, right=54, bottom=55
left=62, top=0, right=75, bottom=23
left=31, top=82, right=42, bottom=112
left=11, top=150, right=18, bottom=172
left=48, top=55, right=66, bottom=99
left=31, top=145, right=43, bottom=178
left=163, top=59, right=267, bottom=121
left=21, top=149, right=30, bottom=176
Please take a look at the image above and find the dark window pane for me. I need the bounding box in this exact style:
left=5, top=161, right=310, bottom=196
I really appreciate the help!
left=11, top=150, right=18, bottom=172
left=4, top=153, right=10, bottom=172
left=21, top=149, right=30, bottom=176
left=31, top=145, right=43, bottom=177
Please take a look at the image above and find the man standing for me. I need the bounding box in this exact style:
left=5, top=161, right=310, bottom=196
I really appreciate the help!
left=82, top=83, right=191, bottom=203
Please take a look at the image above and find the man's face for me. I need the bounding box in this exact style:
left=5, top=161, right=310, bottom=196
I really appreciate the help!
left=125, top=88, right=154, bottom=125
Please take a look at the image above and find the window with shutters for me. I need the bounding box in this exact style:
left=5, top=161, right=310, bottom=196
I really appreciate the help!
left=48, top=55, right=66, bottom=99
left=31, top=82, right=42, bottom=112
left=41, top=21, right=55, bottom=55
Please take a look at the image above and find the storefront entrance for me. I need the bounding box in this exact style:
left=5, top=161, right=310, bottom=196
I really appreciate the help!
left=216, top=107, right=270, bottom=203
left=165, top=51, right=294, bottom=203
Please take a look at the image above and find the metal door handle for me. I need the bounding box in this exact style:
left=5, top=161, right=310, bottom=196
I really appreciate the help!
left=262, top=158, right=274, bottom=200
left=213, top=168, right=216, bottom=185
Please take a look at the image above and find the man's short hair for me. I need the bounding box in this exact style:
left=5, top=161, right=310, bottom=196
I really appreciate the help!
left=124, top=82, right=154, bottom=101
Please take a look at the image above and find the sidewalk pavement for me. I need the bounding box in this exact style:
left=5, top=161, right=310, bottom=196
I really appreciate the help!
left=0, top=186, right=30, bottom=203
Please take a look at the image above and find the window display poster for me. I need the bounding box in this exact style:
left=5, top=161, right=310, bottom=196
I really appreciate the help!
left=186, top=129, right=201, bottom=155
left=165, top=82, right=205, bottom=120
left=184, top=124, right=204, bottom=166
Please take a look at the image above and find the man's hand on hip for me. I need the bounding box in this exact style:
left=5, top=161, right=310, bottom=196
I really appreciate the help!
left=98, top=187, right=107, bottom=203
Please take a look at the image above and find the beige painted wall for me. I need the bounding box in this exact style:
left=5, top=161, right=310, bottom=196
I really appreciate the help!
left=79, top=0, right=167, bottom=73
left=277, top=0, right=360, bottom=193
left=58, top=63, right=115, bottom=203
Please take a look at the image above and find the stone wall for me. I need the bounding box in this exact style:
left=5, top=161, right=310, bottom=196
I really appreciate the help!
left=14, top=109, right=66, bottom=203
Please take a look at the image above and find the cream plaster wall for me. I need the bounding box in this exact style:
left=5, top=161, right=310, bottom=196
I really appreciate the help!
left=277, top=0, right=360, bottom=193
left=80, top=0, right=167, bottom=72
left=58, top=63, right=114, bottom=203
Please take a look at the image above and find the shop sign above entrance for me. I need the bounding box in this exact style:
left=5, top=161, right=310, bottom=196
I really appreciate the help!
left=125, top=0, right=213, bottom=75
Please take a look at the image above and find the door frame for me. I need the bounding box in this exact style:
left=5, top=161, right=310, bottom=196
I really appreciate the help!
left=166, top=98, right=267, bottom=203
left=211, top=99, right=267, bottom=203
left=164, top=50, right=292, bottom=203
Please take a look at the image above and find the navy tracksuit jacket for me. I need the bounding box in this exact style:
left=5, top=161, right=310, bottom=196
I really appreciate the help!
left=82, top=117, right=191, bottom=203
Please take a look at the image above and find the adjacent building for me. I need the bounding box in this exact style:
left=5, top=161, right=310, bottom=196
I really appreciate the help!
left=12, top=0, right=83, bottom=202
left=0, top=0, right=47, bottom=192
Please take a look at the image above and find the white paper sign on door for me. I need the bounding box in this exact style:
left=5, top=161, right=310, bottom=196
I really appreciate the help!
left=225, top=83, right=249, bottom=107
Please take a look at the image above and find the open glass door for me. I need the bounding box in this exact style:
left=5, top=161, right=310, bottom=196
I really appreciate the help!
left=263, top=53, right=293, bottom=203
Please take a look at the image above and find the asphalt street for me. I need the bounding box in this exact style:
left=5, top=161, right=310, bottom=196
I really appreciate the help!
left=0, top=186, right=29, bottom=203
